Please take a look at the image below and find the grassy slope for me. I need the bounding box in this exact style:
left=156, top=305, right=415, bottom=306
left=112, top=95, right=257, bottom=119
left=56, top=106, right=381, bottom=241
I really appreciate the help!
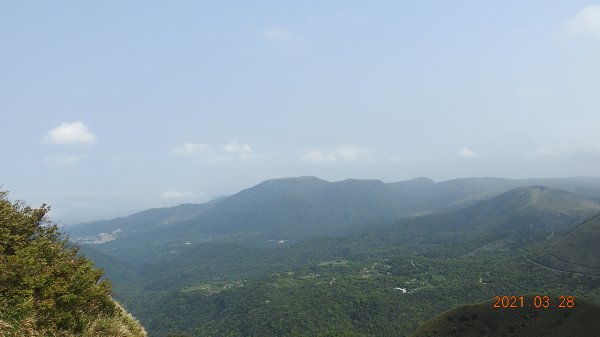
left=0, top=300, right=146, bottom=337
left=0, top=191, right=147, bottom=337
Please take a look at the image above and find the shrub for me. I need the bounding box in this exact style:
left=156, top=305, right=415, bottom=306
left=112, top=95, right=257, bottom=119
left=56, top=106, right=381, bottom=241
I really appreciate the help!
left=0, top=191, right=120, bottom=335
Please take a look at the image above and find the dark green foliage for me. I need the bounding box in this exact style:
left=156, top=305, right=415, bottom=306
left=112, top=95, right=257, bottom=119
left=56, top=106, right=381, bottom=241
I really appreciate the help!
left=0, top=191, right=116, bottom=334
left=130, top=251, right=600, bottom=337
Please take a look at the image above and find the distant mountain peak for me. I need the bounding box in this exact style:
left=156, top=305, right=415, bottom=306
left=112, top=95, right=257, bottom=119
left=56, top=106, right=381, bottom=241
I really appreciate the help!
left=338, top=178, right=385, bottom=184
left=517, top=185, right=550, bottom=191
left=406, top=177, right=435, bottom=184
left=502, top=186, right=600, bottom=214
left=422, top=185, right=600, bottom=233
left=260, top=176, right=328, bottom=184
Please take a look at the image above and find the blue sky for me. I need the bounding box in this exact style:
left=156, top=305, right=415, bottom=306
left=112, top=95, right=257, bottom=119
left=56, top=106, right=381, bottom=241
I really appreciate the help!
left=2, top=1, right=600, bottom=223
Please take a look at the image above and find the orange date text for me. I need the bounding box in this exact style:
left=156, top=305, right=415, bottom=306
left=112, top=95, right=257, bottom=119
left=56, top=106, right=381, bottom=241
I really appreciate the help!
left=492, top=295, right=574, bottom=309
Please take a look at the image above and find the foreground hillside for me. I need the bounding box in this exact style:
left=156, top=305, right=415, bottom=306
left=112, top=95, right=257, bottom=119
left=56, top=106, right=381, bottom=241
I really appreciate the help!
left=409, top=294, right=600, bottom=337
left=0, top=192, right=146, bottom=337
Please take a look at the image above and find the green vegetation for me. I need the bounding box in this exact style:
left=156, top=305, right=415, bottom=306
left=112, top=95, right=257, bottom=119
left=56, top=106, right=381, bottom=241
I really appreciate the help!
left=129, top=248, right=600, bottom=336
left=0, top=191, right=146, bottom=337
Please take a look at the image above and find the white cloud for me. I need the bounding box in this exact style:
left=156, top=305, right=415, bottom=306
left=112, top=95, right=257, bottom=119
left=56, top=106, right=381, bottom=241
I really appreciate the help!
left=209, top=140, right=255, bottom=162
left=43, top=121, right=96, bottom=144
left=174, top=140, right=256, bottom=162
left=174, top=142, right=209, bottom=156
left=568, top=6, right=600, bottom=37
left=223, top=140, right=253, bottom=155
left=261, top=29, right=291, bottom=43
left=45, top=155, right=83, bottom=167
left=300, top=146, right=366, bottom=163
left=337, top=146, right=366, bottom=161
left=161, top=191, right=194, bottom=199
left=458, top=147, right=477, bottom=158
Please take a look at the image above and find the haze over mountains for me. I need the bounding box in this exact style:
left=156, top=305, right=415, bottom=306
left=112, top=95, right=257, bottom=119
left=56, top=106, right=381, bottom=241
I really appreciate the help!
left=394, top=185, right=600, bottom=234
left=68, top=176, right=600, bottom=244
left=68, top=175, right=600, bottom=284
left=347, top=185, right=600, bottom=259
left=63, top=175, right=600, bottom=336
left=83, top=181, right=600, bottom=293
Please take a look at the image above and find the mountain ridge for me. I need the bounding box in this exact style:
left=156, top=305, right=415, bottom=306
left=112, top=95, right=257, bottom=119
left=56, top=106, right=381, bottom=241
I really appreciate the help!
left=68, top=176, right=600, bottom=237
left=66, top=176, right=600, bottom=266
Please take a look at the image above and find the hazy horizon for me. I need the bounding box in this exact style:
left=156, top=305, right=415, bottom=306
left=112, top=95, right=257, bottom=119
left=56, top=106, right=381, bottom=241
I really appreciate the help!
left=3, top=1, right=600, bottom=223
left=53, top=174, right=600, bottom=225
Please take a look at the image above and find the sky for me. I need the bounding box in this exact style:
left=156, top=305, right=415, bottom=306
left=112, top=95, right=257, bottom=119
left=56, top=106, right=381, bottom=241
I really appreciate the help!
left=2, top=1, right=600, bottom=223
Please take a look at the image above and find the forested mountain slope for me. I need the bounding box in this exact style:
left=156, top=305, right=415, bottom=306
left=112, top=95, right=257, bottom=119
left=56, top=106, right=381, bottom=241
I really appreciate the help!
left=354, top=186, right=600, bottom=256
left=67, top=202, right=217, bottom=241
